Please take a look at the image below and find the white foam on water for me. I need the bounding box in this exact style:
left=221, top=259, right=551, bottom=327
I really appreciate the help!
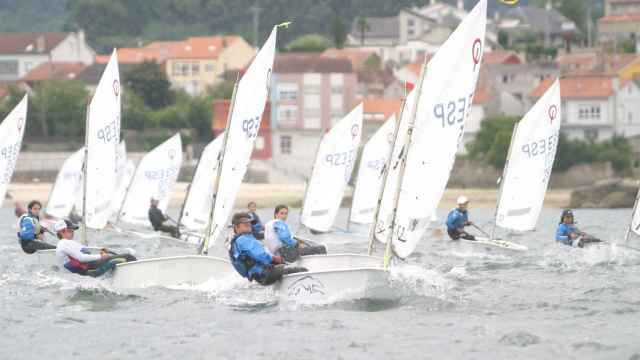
left=390, top=263, right=454, bottom=298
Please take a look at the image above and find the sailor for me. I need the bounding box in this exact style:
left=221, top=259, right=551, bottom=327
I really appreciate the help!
left=54, top=219, right=136, bottom=277
left=445, top=196, right=475, bottom=241
left=264, top=204, right=327, bottom=262
left=228, top=212, right=307, bottom=285
left=247, top=201, right=265, bottom=240
left=555, top=209, right=601, bottom=248
left=148, top=198, right=179, bottom=238
left=17, top=200, right=56, bottom=254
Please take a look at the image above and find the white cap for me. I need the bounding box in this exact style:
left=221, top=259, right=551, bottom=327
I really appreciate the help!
left=53, top=220, right=67, bottom=233
left=457, top=196, right=469, bottom=205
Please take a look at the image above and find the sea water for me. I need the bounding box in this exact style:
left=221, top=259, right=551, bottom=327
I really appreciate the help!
left=2, top=207, right=640, bottom=359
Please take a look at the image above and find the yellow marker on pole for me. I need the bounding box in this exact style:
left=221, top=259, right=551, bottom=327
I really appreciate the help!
left=277, top=21, right=292, bottom=29
left=499, top=0, right=519, bottom=5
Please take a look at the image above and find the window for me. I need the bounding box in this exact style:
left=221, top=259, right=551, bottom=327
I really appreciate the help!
left=24, top=61, right=34, bottom=72
left=191, top=62, right=200, bottom=75
left=278, top=83, right=299, bottom=100
left=578, top=105, right=601, bottom=120
left=277, top=105, right=298, bottom=125
left=0, top=61, right=18, bottom=75
left=502, top=75, right=509, bottom=84
left=171, top=62, right=181, bottom=76
left=408, top=28, right=415, bottom=36
left=407, top=19, right=415, bottom=27
left=629, top=112, right=633, bottom=124
left=181, top=62, right=190, bottom=76
left=280, top=135, right=292, bottom=154
left=205, top=63, right=214, bottom=72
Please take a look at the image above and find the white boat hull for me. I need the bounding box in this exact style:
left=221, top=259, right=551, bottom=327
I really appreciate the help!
left=294, top=254, right=383, bottom=272
left=276, top=267, right=394, bottom=303
left=111, top=255, right=235, bottom=289
left=454, top=237, right=528, bottom=253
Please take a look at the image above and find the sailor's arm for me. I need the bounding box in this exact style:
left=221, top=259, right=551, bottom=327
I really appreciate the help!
left=274, top=221, right=296, bottom=247
left=240, top=237, right=274, bottom=265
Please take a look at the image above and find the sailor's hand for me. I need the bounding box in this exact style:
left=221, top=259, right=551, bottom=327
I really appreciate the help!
left=297, top=239, right=305, bottom=248
left=466, top=221, right=473, bottom=226
left=272, top=256, right=283, bottom=265
left=100, top=248, right=109, bottom=257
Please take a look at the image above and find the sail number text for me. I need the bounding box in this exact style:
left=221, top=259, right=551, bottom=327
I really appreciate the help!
left=0, top=141, right=20, bottom=184
left=242, top=116, right=260, bottom=139
left=97, top=119, right=119, bottom=144
left=521, top=134, right=558, bottom=158
left=325, top=149, right=356, bottom=167
left=434, top=93, right=474, bottom=128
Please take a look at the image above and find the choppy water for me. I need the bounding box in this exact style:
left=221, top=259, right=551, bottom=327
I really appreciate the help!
left=2, top=207, right=640, bottom=360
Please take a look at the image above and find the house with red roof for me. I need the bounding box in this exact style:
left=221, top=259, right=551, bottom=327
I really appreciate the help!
left=20, top=61, right=87, bottom=88
left=528, top=73, right=640, bottom=141
left=599, top=0, right=640, bottom=46
left=95, top=35, right=254, bottom=95
left=0, top=31, right=94, bottom=82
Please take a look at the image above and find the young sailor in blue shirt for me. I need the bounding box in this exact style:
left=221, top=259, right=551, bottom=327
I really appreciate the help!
left=445, top=196, right=476, bottom=240
left=247, top=201, right=265, bottom=240
left=264, top=205, right=327, bottom=262
left=555, top=209, right=601, bottom=247
left=17, top=200, right=56, bottom=254
left=229, top=212, right=307, bottom=285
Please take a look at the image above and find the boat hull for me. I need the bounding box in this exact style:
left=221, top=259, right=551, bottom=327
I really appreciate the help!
left=294, top=254, right=383, bottom=272
left=111, top=255, right=235, bottom=289
left=453, top=237, right=528, bottom=253
left=276, top=267, right=394, bottom=303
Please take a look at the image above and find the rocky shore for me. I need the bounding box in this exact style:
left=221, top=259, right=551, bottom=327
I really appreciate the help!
left=569, top=179, right=639, bottom=208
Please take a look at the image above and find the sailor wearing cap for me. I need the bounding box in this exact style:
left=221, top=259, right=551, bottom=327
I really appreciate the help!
left=54, top=219, right=135, bottom=277
left=445, top=196, right=475, bottom=240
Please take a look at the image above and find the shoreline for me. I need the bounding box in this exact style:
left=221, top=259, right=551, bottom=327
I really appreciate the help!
left=5, top=182, right=572, bottom=210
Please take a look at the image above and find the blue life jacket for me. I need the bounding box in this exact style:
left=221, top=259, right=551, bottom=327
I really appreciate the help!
left=446, top=208, right=468, bottom=231
left=229, top=234, right=255, bottom=279
left=555, top=223, right=578, bottom=245
left=17, top=213, right=41, bottom=242
left=229, top=233, right=275, bottom=281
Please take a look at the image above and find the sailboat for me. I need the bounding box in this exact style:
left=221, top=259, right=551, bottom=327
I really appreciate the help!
left=463, top=79, right=562, bottom=252
left=347, top=114, right=396, bottom=232
left=175, top=132, right=225, bottom=244
left=277, top=0, right=487, bottom=301
left=115, top=133, right=182, bottom=236
left=45, top=147, right=84, bottom=220
left=108, top=141, right=134, bottom=223
left=111, top=24, right=280, bottom=289
left=299, top=103, right=363, bottom=234
left=37, top=50, right=122, bottom=261
left=0, top=95, right=28, bottom=203
left=624, top=187, right=640, bottom=250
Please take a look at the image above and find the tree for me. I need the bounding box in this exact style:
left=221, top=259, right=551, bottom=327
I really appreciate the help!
left=466, top=116, right=517, bottom=167
left=498, top=30, right=509, bottom=49
left=287, top=34, right=332, bottom=52
left=363, top=54, right=382, bottom=70
left=356, top=17, right=370, bottom=45
left=330, top=16, right=348, bottom=49
left=124, top=61, right=174, bottom=110
left=30, top=80, right=88, bottom=138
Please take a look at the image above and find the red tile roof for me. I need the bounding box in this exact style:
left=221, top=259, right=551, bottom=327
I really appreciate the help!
left=530, top=75, right=614, bottom=99
left=403, top=62, right=423, bottom=77
left=362, top=98, right=402, bottom=121
left=96, top=36, right=244, bottom=64
left=482, top=50, right=522, bottom=65
left=599, top=12, right=640, bottom=24
left=21, top=61, right=86, bottom=82
left=0, top=32, right=68, bottom=54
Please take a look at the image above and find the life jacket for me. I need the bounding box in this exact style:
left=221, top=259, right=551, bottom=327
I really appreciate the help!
left=228, top=234, right=257, bottom=280
left=17, top=213, right=42, bottom=241
left=64, top=256, right=90, bottom=274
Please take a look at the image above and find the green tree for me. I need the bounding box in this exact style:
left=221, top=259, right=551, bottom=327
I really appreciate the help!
left=498, top=30, right=509, bottom=49
left=466, top=116, right=517, bottom=166
left=363, top=54, right=382, bottom=70
left=287, top=34, right=332, bottom=52
left=30, top=80, right=88, bottom=138
left=330, top=16, right=348, bottom=49
left=124, top=61, right=175, bottom=110
left=355, top=16, right=370, bottom=45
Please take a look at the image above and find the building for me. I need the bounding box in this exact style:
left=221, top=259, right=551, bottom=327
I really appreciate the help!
left=95, top=35, right=255, bottom=95
left=528, top=74, right=640, bottom=141
left=20, top=61, right=87, bottom=89
left=599, top=0, right=640, bottom=46
left=362, top=98, right=402, bottom=135
left=269, top=53, right=358, bottom=178
left=0, top=31, right=94, bottom=83
left=496, top=6, right=577, bottom=49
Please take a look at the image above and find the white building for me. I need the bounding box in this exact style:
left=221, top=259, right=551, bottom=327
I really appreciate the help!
left=0, top=31, right=95, bottom=83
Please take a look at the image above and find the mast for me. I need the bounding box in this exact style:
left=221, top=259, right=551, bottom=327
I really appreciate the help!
left=367, top=98, right=407, bottom=255
left=489, top=121, right=520, bottom=241
left=382, top=58, right=428, bottom=268
left=81, top=100, right=90, bottom=245
left=200, top=77, right=239, bottom=255
left=625, top=185, right=640, bottom=243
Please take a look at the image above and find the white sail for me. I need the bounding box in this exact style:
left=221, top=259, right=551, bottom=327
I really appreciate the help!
left=179, top=133, right=224, bottom=233
left=350, top=114, right=396, bottom=225
left=374, top=91, right=415, bottom=243
left=84, top=49, right=121, bottom=229
left=495, top=79, right=561, bottom=232
left=118, top=134, right=182, bottom=226
left=392, top=0, right=487, bottom=258
left=108, top=141, right=130, bottom=220
left=0, top=96, right=27, bottom=203
left=46, top=148, right=84, bottom=219
left=301, top=103, right=363, bottom=232
left=204, top=27, right=277, bottom=247
left=630, top=188, right=640, bottom=238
